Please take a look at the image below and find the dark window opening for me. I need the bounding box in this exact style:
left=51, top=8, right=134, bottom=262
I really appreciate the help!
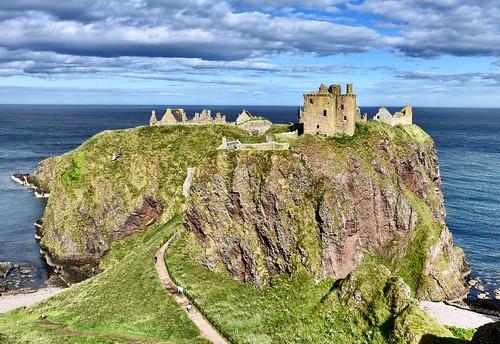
left=344, top=116, right=347, bottom=121
left=316, top=131, right=319, bottom=135
left=317, top=124, right=320, bottom=129
left=341, top=104, right=345, bottom=110
left=310, top=99, right=314, bottom=104
left=323, top=110, right=327, bottom=116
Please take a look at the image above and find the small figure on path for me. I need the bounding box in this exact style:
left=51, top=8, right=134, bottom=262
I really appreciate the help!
left=176, top=286, right=184, bottom=296
left=187, top=301, right=192, bottom=313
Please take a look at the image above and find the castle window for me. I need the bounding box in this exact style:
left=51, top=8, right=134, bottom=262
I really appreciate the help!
left=344, top=116, right=347, bottom=121
left=310, top=99, right=314, bottom=104
left=316, top=131, right=319, bottom=135
left=323, top=110, right=327, bottom=116
left=317, top=124, right=320, bottom=129
left=341, top=104, right=345, bottom=110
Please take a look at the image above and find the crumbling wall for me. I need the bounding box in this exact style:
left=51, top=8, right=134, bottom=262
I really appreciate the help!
left=374, top=106, right=413, bottom=126
left=238, top=119, right=272, bottom=135
left=236, top=110, right=253, bottom=125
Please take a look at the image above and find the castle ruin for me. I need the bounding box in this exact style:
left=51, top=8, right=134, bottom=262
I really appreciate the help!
left=373, top=106, right=413, bottom=126
left=150, top=108, right=226, bottom=126
left=299, top=83, right=359, bottom=137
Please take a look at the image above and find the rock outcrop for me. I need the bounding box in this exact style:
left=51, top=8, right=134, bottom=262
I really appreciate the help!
left=113, top=197, right=163, bottom=241
left=471, top=321, right=500, bottom=344
left=0, top=262, right=12, bottom=279
left=184, top=124, right=468, bottom=301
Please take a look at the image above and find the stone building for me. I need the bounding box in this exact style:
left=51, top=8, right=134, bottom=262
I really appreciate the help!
left=235, top=109, right=253, bottom=125
left=373, top=106, right=413, bottom=126
left=158, top=108, right=188, bottom=125
left=299, top=83, right=358, bottom=136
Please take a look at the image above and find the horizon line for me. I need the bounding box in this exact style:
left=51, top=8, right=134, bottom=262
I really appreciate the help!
left=1, top=104, right=500, bottom=110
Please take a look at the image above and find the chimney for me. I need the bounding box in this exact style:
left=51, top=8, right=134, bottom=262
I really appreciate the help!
left=346, top=84, right=353, bottom=95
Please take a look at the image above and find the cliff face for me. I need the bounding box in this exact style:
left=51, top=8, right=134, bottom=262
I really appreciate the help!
left=185, top=124, right=468, bottom=301
left=32, top=125, right=263, bottom=282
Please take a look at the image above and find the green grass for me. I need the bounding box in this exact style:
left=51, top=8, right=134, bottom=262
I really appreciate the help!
left=448, top=326, right=475, bottom=340
left=0, top=215, right=208, bottom=344
left=166, top=233, right=454, bottom=344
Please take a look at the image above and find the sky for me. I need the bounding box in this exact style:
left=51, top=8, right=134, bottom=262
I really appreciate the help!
left=1, top=0, right=500, bottom=106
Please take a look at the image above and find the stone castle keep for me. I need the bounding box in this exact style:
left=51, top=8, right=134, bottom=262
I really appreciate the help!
left=299, top=83, right=359, bottom=136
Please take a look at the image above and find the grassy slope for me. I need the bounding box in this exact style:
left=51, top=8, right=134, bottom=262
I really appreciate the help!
left=167, top=233, right=460, bottom=344
left=0, top=215, right=208, bottom=344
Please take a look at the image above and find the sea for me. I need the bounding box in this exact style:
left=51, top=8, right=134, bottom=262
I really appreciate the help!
left=0, top=105, right=498, bottom=293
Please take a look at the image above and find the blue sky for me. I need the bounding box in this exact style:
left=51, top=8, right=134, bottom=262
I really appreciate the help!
left=0, top=0, right=500, bottom=106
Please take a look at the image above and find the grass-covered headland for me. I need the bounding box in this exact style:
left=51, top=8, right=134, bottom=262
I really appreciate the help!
left=0, top=122, right=473, bottom=343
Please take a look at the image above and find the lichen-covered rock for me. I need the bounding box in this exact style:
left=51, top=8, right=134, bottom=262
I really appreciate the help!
left=327, top=263, right=453, bottom=344
left=185, top=124, right=468, bottom=301
left=0, top=262, right=12, bottom=278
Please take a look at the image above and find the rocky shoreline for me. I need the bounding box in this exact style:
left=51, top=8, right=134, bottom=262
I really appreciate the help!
left=11, top=172, right=50, bottom=198
left=0, top=260, right=67, bottom=297
left=1, top=174, right=70, bottom=296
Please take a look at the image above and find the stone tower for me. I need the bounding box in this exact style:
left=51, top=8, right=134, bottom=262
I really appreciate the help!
left=299, top=83, right=357, bottom=136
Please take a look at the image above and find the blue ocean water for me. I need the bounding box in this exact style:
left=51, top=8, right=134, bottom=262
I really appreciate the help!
left=0, top=105, right=498, bottom=291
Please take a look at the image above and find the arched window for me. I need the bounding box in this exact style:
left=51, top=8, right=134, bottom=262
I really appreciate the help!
left=323, top=110, right=327, bottom=116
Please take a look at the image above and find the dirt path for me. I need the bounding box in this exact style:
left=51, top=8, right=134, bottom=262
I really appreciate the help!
left=155, top=234, right=227, bottom=344
left=420, top=301, right=500, bottom=328
left=0, top=288, right=64, bottom=313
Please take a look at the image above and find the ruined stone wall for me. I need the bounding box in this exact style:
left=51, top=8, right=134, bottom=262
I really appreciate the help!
left=301, top=94, right=336, bottom=136
left=336, top=94, right=356, bottom=136
left=392, top=105, right=413, bottom=126
left=374, top=106, right=413, bottom=127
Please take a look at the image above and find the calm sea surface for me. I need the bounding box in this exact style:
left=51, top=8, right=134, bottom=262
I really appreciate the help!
left=0, top=105, right=498, bottom=291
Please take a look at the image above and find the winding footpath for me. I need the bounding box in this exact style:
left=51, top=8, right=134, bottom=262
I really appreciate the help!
left=154, top=234, right=227, bottom=344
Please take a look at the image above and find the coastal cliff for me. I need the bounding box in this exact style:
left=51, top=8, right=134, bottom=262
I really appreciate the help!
left=30, top=125, right=267, bottom=282
left=185, top=124, right=468, bottom=301
left=30, top=122, right=467, bottom=301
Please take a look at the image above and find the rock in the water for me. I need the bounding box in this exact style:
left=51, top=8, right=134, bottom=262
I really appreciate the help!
left=44, top=274, right=69, bottom=288
left=471, top=321, right=500, bottom=344
left=468, top=277, right=480, bottom=288
left=0, top=262, right=12, bottom=278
